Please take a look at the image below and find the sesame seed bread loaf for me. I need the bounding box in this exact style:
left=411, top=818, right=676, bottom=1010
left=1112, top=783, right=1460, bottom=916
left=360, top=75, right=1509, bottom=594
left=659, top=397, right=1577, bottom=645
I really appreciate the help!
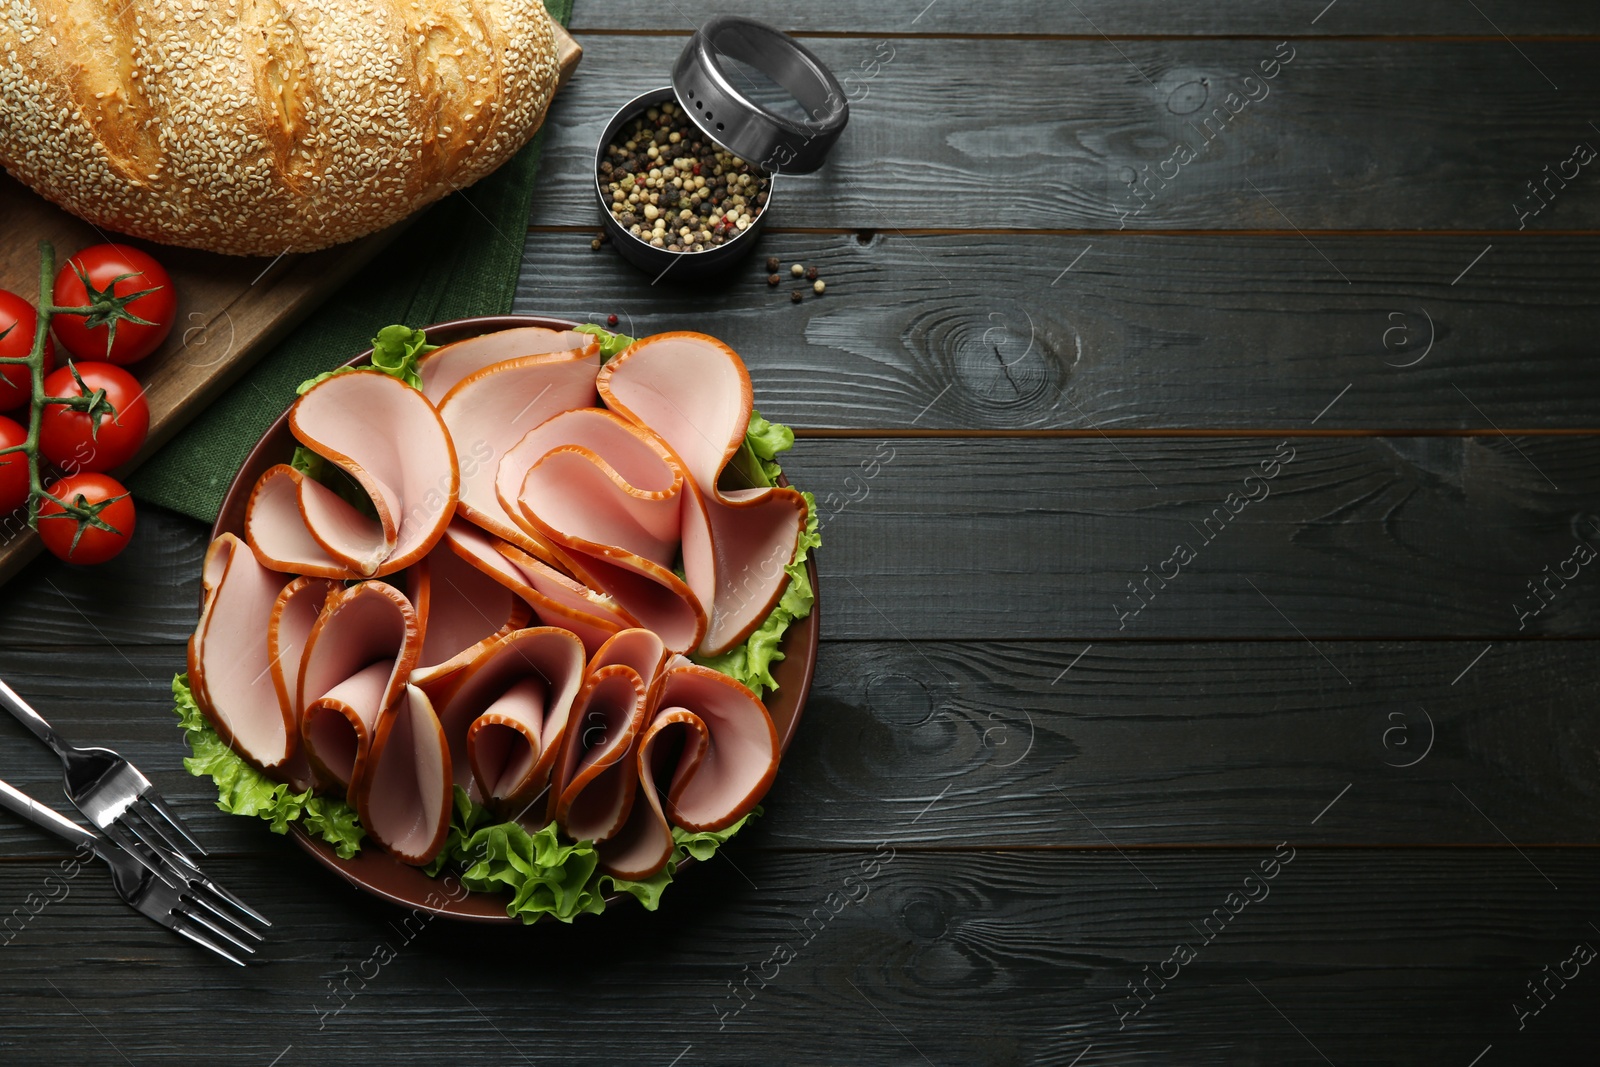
left=0, top=0, right=559, bottom=256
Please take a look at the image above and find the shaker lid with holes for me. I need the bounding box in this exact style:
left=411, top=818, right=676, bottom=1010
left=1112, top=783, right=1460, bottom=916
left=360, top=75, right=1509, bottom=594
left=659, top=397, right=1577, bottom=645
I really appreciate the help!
left=670, top=15, right=850, bottom=175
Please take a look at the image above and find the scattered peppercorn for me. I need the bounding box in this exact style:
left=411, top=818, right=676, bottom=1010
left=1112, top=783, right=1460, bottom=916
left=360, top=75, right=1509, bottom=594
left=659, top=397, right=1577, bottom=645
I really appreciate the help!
left=767, top=273, right=781, bottom=287
left=805, top=266, right=818, bottom=281
left=813, top=279, right=826, bottom=295
left=590, top=238, right=602, bottom=251
left=600, top=101, right=770, bottom=255
left=607, top=314, right=619, bottom=327
left=766, top=256, right=781, bottom=272
left=791, top=290, right=804, bottom=303
left=790, top=263, right=804, bottom=277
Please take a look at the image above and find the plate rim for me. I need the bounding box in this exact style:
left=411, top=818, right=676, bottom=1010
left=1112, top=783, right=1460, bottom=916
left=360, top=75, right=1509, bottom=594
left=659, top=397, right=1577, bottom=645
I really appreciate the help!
left=206, top=314, right=820, bottom=922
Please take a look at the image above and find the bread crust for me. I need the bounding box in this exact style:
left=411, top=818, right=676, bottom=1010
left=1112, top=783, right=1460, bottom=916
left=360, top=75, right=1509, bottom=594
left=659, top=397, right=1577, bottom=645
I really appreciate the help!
left=0, top=0, right=558, bottom=255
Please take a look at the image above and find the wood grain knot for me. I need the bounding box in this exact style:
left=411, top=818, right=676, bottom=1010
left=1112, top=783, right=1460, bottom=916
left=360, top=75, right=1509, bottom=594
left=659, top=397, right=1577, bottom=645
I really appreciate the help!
left=904, top=301, right=1077, bottom=429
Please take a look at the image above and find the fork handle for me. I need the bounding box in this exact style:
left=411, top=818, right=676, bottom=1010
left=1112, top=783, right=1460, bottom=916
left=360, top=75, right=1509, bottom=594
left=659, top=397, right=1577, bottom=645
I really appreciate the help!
left=0, top=778, right=100, bottom=853
left=0, top=676, right=67, bottom=755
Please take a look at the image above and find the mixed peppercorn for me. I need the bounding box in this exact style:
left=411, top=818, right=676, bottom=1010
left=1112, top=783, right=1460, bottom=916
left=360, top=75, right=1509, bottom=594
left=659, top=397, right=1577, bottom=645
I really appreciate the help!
left=766, top=256, right=825, bottom=301
left=593, top=101, right=834, bottom=303
left=599, top=101, right=771, bottom=254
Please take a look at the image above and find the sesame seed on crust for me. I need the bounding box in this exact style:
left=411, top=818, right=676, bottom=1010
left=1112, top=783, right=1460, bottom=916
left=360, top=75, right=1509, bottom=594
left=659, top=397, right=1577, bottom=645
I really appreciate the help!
left=0, top=0, right=558, bottom=256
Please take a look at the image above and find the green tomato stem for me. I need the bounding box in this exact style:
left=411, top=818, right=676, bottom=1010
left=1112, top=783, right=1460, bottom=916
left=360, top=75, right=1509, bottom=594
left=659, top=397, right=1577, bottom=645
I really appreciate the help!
left=22, top=240, right=55, bottom=529
left=42, top=393, right=100, bottom=410
left=2, top=241, right=126, bottom=540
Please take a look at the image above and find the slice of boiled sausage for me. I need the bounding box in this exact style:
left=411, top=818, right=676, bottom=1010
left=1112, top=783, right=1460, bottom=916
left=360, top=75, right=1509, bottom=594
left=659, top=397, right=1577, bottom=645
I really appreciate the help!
left=597, top=333, right=808, bottom=655
left=246, top=370, right=458, bottom=578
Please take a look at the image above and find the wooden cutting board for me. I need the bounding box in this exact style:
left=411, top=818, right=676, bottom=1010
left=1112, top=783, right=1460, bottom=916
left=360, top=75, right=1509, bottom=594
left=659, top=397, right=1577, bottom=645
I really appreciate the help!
left=0, top=25, right=581, bottom=585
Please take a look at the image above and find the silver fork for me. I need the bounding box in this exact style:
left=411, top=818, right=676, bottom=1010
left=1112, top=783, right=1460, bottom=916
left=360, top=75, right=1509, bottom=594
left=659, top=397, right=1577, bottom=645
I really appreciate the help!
left=0, top=776, right=269, bottom=965
left=0, top=675, right=205, bottom=886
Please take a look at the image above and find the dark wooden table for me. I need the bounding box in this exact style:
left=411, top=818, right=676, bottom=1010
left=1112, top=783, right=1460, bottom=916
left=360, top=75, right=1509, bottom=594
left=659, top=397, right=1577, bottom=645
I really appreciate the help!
left=3, top=5, right=1598, bottom=1064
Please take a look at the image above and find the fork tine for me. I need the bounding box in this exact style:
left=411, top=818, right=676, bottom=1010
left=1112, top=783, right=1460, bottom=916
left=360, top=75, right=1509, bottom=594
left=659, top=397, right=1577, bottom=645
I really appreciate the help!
left=99, top=818, right=183, bottom=889
left=170, top=917, right=248, bottom=967
left=137, top=792, right=206, bottom=858
left=126, top=800, right=195, bottom=861
left=176, top=903, right=258, bottom=957
left=120, top=809, right=199, bottom=874
left=121, top=812, right=271, bottom=929
left=184, top=884, right=265, bottom=943
left=191, top=873, right=271, bottom=928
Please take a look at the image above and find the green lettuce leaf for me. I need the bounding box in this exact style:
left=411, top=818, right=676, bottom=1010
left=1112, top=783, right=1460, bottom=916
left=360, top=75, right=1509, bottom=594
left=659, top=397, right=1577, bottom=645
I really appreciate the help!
left=422, top=786, right=485, bottom=878
left=727, top=410, right=793, bottom=488
left=422, top=785, right=761, bottom=923
left=300, top=797, right=367, bottom=859
left=296, top=323, right=435, bottom=395
left=368, top=324, right=436, bottom=388
left=674, top=811, right=761, bottom=862
left=171, top=674, right=365, bottom=857
left=460, top=819, right=601, bottom=922
left=598, top=864, right=675, bottom=910
left=597, top=812, right=761, bottom=909
left=574, top=323, right=636, bottom=362
left=743, top=409, right=795, bottom=485
left=422, top=787, right=604, bottom=922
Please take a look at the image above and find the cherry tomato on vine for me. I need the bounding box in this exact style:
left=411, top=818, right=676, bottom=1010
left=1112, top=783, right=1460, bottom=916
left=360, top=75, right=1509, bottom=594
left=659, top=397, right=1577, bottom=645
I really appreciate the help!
left=0, top=415, right=27, bottom=514
left=0, top=289, right=55, bottom=412
left=51, top=244, right=176, bottom=365
left=38, top=363, right=149, bottom=473
left=36, top=472, right=136, bottom=565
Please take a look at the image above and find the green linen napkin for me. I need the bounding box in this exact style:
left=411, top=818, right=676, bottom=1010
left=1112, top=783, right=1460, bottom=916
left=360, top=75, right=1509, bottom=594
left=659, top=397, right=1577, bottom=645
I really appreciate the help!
left=129, top=0, right=574, bottom=525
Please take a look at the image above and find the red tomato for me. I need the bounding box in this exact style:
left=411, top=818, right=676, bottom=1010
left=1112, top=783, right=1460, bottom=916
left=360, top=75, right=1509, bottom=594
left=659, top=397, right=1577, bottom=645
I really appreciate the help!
left=37, top=473, right=136, bottom=565
left=38, top=363, right=149, bottom=473
left=0, top=415, right=27, bottom=514
left=0, top=289, right=54, bottom=412
left=51, top=244, right=176, bottom=365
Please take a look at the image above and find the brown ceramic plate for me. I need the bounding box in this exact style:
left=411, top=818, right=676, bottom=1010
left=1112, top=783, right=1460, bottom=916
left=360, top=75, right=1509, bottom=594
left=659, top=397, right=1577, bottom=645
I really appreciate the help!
left=210, top=315, right=820, bottom=921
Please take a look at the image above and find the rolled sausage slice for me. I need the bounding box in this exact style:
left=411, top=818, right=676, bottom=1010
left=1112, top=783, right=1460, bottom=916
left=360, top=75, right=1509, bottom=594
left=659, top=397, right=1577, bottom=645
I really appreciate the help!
left=355, top=683, right=453, bottom=867
left=442, top=519, right=629, bottom=657
left=552, top=629, right=671, bottom=843
left=598, top=333, right=808, bottom=655
left=419, top=328, right=597, bottom=405
left=408, top=536, right=532, bottom=688
left=246, top=371, right=458, bottom=578
left=298, top=582, right=422, bottom=799
left=593, top=662, right=778, bottom=881
left=188, top=533, right=297, bottom=775
left=438, top=349, right=599, bottom=557
left=429, top=627, right=587, bottom=817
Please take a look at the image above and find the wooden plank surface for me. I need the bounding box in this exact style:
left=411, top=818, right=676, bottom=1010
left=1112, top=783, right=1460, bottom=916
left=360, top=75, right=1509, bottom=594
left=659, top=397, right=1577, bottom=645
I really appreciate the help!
left=516, top=231, right=1600, bottom=430
left=0, top=849, right=1594, bottom=1065
left=770, top=436, right=1600, bottom=640
left=571, top=2, right=1600, bottom=36
left=0, top=26, right=583, bottom=585
left=527, top=36, right=1600, bottom=232
left=2, top=7, right=1598, bottom=1066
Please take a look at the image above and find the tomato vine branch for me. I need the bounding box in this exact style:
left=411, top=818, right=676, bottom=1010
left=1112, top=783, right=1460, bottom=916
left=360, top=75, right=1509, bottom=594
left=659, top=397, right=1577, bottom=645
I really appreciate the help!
left=9, top=240, right=127, bottom=535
